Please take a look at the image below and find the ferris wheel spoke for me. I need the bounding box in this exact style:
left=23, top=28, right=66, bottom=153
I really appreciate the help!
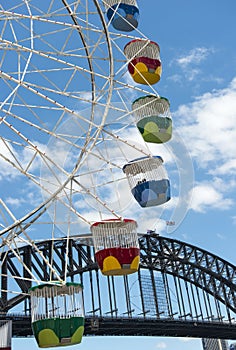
left=4, top=236, right=62, bottom=285
left=0, top=39, right=111, bottom=85
left=0, top=0, right=176, bottom=293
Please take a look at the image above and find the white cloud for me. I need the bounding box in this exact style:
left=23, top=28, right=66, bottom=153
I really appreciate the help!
left=173, top=77, right=236, bottom=212
left=172, top=47, right=215, bottom=81
left=216, top=232, right=226, bottom=240
left=0, top=139, right=21, bottom=178
left=78, top=91, right=92, bottom=102
left=176, top=47, right=213, bottom=68
left=175, top=78, right=236, bottom=169
left=214, top=159, right=236, bottom=175
left=0, top=138, right=47, bottom=181
left=5, top=197, right=25, bottom=208
left=167, top=74, right=182, bottom=83
left=156, top=342, right=167, bottom=349
left=190, top=182, right=233, bottom=213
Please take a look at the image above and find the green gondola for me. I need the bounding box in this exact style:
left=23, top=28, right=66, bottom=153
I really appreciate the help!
left=132, top=95, right=172, bottom=143
left=29, top=282, right=84, bottom=348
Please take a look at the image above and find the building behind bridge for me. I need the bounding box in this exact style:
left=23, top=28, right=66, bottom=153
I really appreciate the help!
left=202, top=338, right=228, bottom=350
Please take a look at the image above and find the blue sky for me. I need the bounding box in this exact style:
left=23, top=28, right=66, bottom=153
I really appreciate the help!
left=1, top=0, right=236, bottom=349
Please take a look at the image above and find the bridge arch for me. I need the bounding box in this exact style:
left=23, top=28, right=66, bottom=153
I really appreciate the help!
left=1, top=233, right=236, bottom=339
left=139, top=234, right=236, bottom=313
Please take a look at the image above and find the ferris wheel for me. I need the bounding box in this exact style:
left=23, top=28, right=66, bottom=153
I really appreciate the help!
left=0, top=1, right=196, bottom=347
left=0, top=0, right=193, bottom=298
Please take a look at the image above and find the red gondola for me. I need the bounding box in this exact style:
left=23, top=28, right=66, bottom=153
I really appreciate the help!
left=91, top=219, right=140, bottom=276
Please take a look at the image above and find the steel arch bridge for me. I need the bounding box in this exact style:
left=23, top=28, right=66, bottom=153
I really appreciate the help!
left=1, top=233, right=236, bottom=339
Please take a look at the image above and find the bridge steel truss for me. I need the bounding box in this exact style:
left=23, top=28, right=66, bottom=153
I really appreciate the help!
left=1, top=233, right=236, bottom=339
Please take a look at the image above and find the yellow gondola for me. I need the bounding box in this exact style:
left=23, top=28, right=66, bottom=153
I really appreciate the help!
left=124, top=39, right=162, bottom=85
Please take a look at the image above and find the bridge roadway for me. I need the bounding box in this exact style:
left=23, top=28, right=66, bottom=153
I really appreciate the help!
left=1, top=315, right=236, bottom=339
left=1, top=233, right=236, bottom=339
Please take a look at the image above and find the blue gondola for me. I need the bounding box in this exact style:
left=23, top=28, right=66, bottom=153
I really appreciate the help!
left=104, top=0, right=139, bottom=32
left=123, top=156, right=171, bottom=207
